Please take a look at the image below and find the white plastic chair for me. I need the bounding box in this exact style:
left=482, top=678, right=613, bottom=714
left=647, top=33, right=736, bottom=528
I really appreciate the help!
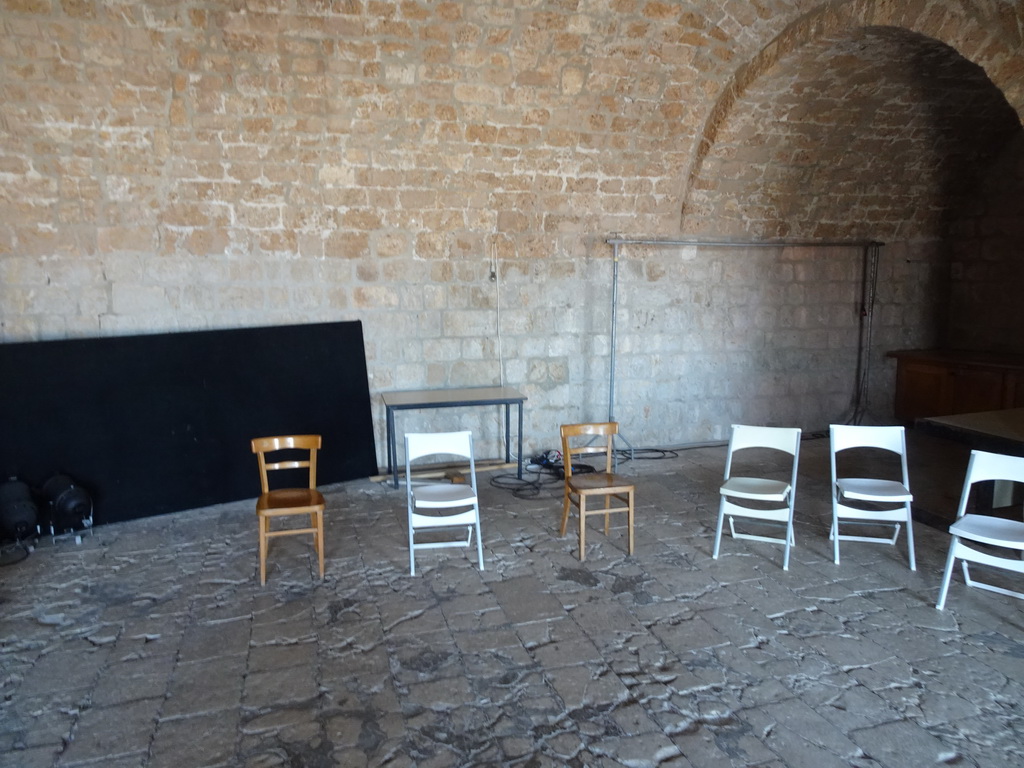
left=936, top=449, right=1024, bottom=610
left=405, top=430, right=484, bottom=576
left=714, top=424, right=802, bottom=570
left=829, top=424, right=916, bottom=570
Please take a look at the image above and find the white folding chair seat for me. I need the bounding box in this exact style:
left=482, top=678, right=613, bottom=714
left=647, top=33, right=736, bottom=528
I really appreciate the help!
left=830, top=424, right=916, bottom=570
left=405, top=430, right=485, bottom=576
left=714, top=424, right=801, bottom=570
left=936, top=449, right=1024, bottom=610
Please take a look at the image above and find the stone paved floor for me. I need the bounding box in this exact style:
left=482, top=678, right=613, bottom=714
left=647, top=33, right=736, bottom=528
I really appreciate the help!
left=2, top=432, right=1023, bottom=768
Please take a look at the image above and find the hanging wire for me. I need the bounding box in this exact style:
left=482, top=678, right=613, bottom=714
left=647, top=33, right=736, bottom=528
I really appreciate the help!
left=491, top=236, right=504, bottom=388
left=848, top=241, right=881, bottom=425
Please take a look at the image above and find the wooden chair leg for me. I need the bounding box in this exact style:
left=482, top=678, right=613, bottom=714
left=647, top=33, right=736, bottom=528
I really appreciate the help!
left=259, top=514, right=268, bottom=586
left=627, top=490, right=635, bottom=555
left=560, top=492, right=571, bottom=536
left=578, top=494, right=587, bottom=561
left=314, top=510, right=325, bottom=579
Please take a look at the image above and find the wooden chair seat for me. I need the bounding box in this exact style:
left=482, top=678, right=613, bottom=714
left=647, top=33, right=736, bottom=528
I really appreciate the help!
left=256, top=488, right=325, bottom=515
left=569, top=471, right=633, bottom=494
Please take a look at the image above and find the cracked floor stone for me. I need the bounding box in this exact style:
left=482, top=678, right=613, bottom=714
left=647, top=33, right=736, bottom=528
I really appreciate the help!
left=1, top=433, right=1022, bottom=767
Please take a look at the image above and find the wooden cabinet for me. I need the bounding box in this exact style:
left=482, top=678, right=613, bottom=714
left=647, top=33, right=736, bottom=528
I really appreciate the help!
left=1004, top=371, right=1024, bottom=409
left=888, top=349, right=1024, bottom=423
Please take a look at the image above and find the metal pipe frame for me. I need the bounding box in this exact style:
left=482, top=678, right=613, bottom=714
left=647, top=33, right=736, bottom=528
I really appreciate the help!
left=605, top=237, right=885, bottom=443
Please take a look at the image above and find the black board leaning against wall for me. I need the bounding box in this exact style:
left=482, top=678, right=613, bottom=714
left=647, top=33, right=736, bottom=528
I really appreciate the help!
left=0, top=320, right=377, bottom=525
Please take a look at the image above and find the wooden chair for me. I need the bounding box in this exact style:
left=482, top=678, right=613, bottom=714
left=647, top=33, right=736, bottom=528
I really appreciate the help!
left=251, top=434, right=325, bottom=586
left=559, top=422, right=635, bottom=561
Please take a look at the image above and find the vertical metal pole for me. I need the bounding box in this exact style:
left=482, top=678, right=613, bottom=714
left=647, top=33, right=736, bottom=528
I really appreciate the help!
left=387, top=405, right=399, bottom=488
left=517, top=400, right=524, bottom=479
left=608, top=242, right=634, bottom=467
left=504, top=403, right=511, bottom=463
left=609, top=241, right=620, bottom=423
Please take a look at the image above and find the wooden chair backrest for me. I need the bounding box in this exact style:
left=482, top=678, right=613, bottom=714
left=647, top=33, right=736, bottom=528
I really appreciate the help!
left=251, top=434, right=322, bottom=493
left=560, top=422, right=618, bottom=478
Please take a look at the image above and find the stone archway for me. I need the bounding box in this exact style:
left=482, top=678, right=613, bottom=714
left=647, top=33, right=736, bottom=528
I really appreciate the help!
left=681, top=0, right=1024, bottom=229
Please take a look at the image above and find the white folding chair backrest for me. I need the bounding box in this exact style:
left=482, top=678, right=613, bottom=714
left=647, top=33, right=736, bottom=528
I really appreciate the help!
left=407, top=430, right=475, bottom=469
left=829, top=424, right=916, bottom=570
left=724, top=424, right=802, bottom=480
left=955, top=450, right=1024, bottom=497
left=936, top=449, right=1024, bottom=609
left=830, top=424, right=907, bottom=456
left=714, top=424, right=802, bottom=570
left=404, top=430, right=484, bottom=575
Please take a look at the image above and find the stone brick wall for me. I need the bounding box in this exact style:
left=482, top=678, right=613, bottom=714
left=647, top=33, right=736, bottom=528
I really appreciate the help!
left=0, top=1, right=1021, bottom=464
left=947, top=133, right=1024, bottom=353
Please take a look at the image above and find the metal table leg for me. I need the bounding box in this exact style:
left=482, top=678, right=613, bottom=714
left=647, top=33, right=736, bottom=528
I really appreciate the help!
left=386, top=406, right=398, bottom=488
left=517, top=401, right=524, bottom=479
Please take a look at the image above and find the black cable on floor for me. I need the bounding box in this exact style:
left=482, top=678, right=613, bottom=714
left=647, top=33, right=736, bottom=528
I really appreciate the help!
left=489, top=464, right=564, bottom=499
left=0, top=541, right=32, bottom=567
left=491, top=445, right=684, bottom=498
left=614, top=447, right=680, bottom=464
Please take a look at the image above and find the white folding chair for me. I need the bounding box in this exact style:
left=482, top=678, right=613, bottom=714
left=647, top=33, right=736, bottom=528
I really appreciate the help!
left=405, top=430, right=484, bottom=576
left=714, top=424, right=801, bottom=570
left=829, top=424, right=916, bottom=570
left=936, top=449, right=1024, bottom=610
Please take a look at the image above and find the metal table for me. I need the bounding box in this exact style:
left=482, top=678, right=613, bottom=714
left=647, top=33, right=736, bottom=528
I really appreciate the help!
left=382, top=386, right=527, bottom=488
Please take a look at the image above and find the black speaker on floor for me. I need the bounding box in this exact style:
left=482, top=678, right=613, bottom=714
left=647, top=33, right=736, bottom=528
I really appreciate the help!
left=0, top=480, right=37, bottom=541
left=41, top=474, right=92, bottom=534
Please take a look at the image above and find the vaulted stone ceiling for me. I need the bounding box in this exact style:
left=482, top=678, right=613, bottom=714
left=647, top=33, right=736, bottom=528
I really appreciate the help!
left=684, top=25, right=1022, bottom=242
